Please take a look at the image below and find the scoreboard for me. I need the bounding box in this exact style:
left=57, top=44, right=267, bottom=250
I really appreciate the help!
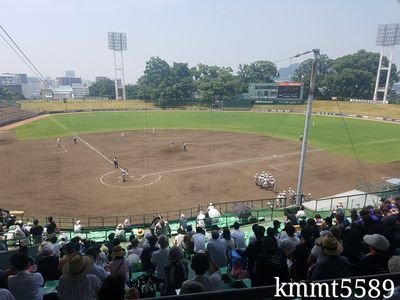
left=277, top=82, right=302, bottom=99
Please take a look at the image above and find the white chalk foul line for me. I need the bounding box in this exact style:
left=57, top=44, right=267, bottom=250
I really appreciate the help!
left=143, top=154, right=285, bottom=177
left=100, top=171, right=162, bottom=188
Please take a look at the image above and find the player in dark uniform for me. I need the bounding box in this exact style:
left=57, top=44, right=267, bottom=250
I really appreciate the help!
left=113, top=157, right=119, bottom=169
left=73, top=136, right=77, bottom=144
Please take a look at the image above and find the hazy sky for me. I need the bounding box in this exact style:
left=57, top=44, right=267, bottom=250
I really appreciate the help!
left=1, top=0, right=400, bottom=83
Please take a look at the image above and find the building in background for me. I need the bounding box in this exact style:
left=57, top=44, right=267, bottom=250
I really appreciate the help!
left=72, top=82, right=89, bottom=99
left=65, top=70, right=75, bottom=78
left=0, top=73, right=23, bottom=95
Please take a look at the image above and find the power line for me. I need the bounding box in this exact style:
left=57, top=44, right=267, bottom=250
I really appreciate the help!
left=0, top=24, right=51, bottom=89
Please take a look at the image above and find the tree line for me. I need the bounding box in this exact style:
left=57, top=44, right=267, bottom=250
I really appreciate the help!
left=88, top=49, right=397, bottom=103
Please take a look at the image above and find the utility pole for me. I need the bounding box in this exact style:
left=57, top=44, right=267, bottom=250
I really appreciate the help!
left=296, top=49, right=320, bottom=206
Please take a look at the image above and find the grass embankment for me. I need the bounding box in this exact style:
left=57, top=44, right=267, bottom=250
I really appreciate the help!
left=18, top=99, right=154, bottom=112
left=16, top=110, right=400, bottom=163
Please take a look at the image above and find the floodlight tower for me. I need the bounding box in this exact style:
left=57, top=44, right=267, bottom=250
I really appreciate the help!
left=373, top=23, right=400, bottom=103
left=108, top=32, right=127, bottom=100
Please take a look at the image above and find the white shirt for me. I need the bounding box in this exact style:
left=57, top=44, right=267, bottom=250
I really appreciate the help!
left=208, top=208, right=221, bottom=219
left=296, top=210, right=306, bottom=218
left=74, top=224, right=82, bottom=232
left=192, top=233, right=207, bottom=253
left=8, top=270, right=44, bottom=300
left=231, top=229, right=246, bottom=249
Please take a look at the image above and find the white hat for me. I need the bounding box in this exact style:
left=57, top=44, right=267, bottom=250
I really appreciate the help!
left=363, top=234, right=390, bottom=252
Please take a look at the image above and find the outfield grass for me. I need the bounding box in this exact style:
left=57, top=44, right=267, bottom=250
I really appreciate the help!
left=19, top=99, right=400, bottom=119
left=15, top=110, right=400, bottom=163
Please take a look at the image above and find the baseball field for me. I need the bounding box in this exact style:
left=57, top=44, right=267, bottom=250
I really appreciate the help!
left=1, top=108, right=399, bottom=219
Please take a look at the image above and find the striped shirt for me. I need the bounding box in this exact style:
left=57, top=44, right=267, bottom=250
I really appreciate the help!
left=57, top=274, right=101, bottom=300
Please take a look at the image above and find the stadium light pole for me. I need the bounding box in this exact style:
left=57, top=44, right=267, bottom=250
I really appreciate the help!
left=373, top=23, right=400, bottom=103
left=296, top=49, right=320, bottom=206
left=108, top=32, right=128, bottom=100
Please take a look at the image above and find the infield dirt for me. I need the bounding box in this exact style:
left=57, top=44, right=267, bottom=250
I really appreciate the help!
left=0, top=129, right=398, bottom=218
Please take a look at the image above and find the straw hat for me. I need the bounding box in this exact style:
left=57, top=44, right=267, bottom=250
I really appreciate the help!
left=320, top=235, right=343, bottom=256
left=62, top=253, right=94, bottom=280
left=136, top=229, right=144, bottom=238
left=100, top=244, right=109, bottom=254
left=116, top=224, right=124, bottom=229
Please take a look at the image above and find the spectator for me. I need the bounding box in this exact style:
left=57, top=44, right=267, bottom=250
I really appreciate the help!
left=8, top=253, right=44, bottom=300
left=179, top=214, right=188, bottom=231
left=222, top=228, right=235, bottom=251
left=355, top=234, right=390, bottom=275
left=98, top=274, right=125, bottom=300
left=151, top=235, right=170, bottom=281
left=181, top=253, right=222, bottom=291
left=45, top=216, right=58, bottom=238
left=29, top=219, right=43, bottom=244
left=248, top=224, right=259, bottom=244
left=114, top=224, right=125, bottom=242
left=314, top=214, right=324, bottom=226
left=192, top=227, right=207, bottom=254
left=253, top=236, right=289, bottom=286
left=182, top=225, right=195, bottom=259
left=272, top=220, right=281, bottom=237
left=74, top=220, right=82, bottom=233
left=162, top=246, right=188, bottom=296
left=0, top=288, right=14, bottom=300
left=231, top=222, right=246, bottom=250
left=155, top=219, right=172, bottom=238
left=174, top=228, right=186, bottom=248
left=127, top=238, right=143, bottom=257
left=296, top=205, right=307, bottom=221
left=96, top=244, right=109, bottom=268
left=280, top=224, right=300, bottom=258
left=243, top=225, right=265, bottom=276
left=58, top=253, right=101, bottom=300
left=196, top=211, right=205, bottom=228
left=310, top=234, right=351, bottom=281
left=140, top=235, right=159, bottom=274
left=285, top=209, right=298, bottom=225
left=109, top=246, right=129, bottom=283
left=180, top=281, right=205, bottom=294
left=37, top=242, right=61, bottom=282
left=341, top=228, right=364, bottom=270
left=86, top=248, right=110, bottom=281
left=207, top=230, right=227, bottom=268
left=58, top=242, right=80, bottom=272
left=291, top=227, right=313, bottom=281
left=208, top=204, right=221, bottom=223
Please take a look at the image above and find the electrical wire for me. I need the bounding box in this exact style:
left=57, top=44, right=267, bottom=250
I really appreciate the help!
left=0, top=24, right=51, bottom=89
left=333, top=102, right=372, bottom=193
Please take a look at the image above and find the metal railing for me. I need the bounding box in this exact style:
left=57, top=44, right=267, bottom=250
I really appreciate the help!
left=18, top=189, right=399, bottom=230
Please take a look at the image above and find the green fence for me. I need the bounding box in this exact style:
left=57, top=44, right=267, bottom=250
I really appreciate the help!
left=19, top=188, right=399, bottom=230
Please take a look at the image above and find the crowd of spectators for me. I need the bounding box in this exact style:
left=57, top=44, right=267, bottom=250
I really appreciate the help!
left=1, top=196, right=400, bottom=298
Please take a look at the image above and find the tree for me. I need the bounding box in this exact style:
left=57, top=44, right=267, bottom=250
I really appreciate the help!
left=294, top=50, right=400, bottom=100
left=293, top=54, right=333, bottom=99
left=238, top=60, right=278, bottom=92
left=0, top=87, right=24, bottom=101
left=193, top=64, right=240, bottom=101
left=89, top=79, right=116, bottom=99
left=137, top=57, right=172, bottom=100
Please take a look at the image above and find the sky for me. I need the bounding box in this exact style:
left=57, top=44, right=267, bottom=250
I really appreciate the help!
left=1, top=0, right=400, bottom=84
